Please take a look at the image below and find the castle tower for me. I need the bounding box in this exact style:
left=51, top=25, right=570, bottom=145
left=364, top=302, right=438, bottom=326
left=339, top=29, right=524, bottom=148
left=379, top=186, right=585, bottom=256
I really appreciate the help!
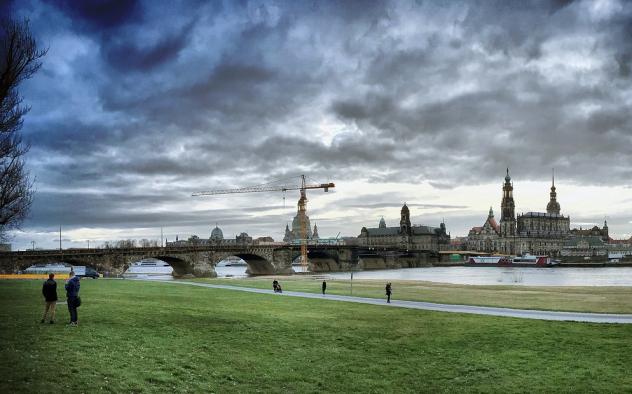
left=546, top=169, right=561, bottom=215
left=603, top=219, right=609, bottom=241
left=283, top=223, right=293, bottom=243
left=400, top=203, right=411, bottom=235
left=500, top=168, right=516, bottom=237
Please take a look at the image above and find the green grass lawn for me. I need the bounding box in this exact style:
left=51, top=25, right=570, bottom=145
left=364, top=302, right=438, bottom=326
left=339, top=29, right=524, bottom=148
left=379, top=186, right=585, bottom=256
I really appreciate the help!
left=2, top=279, right=632, bottom=393
left=198, top=277, right=632, bottom=314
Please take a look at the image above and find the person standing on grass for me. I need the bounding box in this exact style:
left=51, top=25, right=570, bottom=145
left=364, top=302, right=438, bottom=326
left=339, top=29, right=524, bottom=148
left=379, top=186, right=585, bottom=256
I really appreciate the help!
left=385, top=282, right=392, bottom=303
left=41, top=273, right=58, bottom=324
left=65, top=271, right=81, bottom=326
left=322, top=280, right=327, bottom=295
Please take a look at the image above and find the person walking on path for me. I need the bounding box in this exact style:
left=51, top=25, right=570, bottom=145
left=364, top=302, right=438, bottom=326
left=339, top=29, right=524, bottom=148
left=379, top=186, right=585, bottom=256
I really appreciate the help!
left=385, top=282, right=392, bottom=303
left=65, top=272, right=81, bottom=326
left=41, top=273, right=58, bottom=324
left=322, top=280, right=327, bottom=295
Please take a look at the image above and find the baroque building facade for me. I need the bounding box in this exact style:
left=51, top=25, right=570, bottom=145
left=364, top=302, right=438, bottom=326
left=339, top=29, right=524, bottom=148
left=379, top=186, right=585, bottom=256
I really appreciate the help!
left=357, top=204, right=450, bottom=251
left=467, top=169, right=570, bottom=256
left=283, top=198, right=319, bottom=243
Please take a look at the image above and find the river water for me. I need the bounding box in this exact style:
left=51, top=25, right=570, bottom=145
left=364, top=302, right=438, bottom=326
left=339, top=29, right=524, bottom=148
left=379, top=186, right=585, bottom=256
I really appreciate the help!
left=214, top=265, right=632, bottom=287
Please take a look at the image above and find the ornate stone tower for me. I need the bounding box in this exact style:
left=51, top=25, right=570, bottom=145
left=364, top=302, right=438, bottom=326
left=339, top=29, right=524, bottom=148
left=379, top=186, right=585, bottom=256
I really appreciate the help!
left=400, top=203, right=411, bottom=235
left=546, top=169, right=561, bottom=215
left=283, top=224, right=293, bottom=243
left=500, top=168, right=516, bottom=237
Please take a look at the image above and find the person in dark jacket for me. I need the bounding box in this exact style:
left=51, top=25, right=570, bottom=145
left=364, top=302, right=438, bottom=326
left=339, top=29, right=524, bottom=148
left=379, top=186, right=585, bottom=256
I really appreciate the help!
left=65, top=272, right=81, bottom=326
left=322, top=280, right=327, bottom=295
left=385, top=282, right=392, bottom=303
left=41, top=273, right=58, bottom=324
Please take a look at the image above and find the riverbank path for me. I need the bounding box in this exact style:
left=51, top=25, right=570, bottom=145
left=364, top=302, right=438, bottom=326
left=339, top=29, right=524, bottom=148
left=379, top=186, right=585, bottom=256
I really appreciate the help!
left=156, top=280, right=632, bottom=324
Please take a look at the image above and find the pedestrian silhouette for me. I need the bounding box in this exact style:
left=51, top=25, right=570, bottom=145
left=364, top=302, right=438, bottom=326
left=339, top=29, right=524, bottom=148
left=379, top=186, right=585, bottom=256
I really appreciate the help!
left=322, top=280, right=327, bottom=295
left=385, top=282, right=392, bottom=303
left=65, top=271, right=81, bottom=326
left=41, top=273, right=58, bottom=324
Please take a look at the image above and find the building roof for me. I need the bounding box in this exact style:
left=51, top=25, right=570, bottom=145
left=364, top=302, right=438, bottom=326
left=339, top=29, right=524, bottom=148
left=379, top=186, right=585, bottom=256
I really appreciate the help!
left=520, top=212, right=567, bottom=219
left=364, top=227, right=400, bottom=236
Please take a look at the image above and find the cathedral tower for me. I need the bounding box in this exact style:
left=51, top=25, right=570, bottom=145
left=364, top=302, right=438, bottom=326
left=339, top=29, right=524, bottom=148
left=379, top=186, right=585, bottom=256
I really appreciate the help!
left=500, top=168, right=516, bottom=237
left=400, top=203, right=411, bottom=235
left=546, top=169, right=561, bottom=215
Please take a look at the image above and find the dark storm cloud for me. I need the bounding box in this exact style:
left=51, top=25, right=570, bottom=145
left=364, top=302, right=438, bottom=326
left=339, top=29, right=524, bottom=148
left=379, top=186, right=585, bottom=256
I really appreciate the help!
left=341, top=202, right=468, bottom=210
left=25, top=190, right=288, bottom=230
left=6, top=0, right=632, bottom=243
left=104, top=21, right=194, bottom=71
left=50, top=0, right=143, bottom=31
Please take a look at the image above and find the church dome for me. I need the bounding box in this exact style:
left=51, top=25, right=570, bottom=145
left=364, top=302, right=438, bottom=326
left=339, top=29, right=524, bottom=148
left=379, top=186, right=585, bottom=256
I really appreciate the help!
left=379, top=217, right=386, bottom=228
left=210, top=225, right=224, bottom=241
left=401, top=203, right=409, bottom=213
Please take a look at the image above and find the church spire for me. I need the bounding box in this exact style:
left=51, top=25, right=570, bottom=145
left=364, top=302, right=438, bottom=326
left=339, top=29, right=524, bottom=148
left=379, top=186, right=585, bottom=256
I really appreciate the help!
left=546, top=168, right=561, bottom=215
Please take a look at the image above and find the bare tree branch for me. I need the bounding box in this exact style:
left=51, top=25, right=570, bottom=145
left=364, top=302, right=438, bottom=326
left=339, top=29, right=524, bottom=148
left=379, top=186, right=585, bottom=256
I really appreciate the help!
left=0, top=17, right=46, bottom=241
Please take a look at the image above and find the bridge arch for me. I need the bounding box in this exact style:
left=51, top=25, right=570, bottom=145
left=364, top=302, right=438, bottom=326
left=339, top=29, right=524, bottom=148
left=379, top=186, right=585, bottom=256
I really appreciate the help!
left=152, top=256, right=194, bottom=277
left=292, top=250, right=341, bottom=272
left=213, top=253, right=274, bottom=276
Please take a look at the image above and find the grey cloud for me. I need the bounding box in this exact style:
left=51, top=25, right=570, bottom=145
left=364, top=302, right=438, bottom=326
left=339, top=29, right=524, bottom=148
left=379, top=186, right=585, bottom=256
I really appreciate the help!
left=104, top=21, right=194, bottom=71
left=6, top=0, right=632, bottom=247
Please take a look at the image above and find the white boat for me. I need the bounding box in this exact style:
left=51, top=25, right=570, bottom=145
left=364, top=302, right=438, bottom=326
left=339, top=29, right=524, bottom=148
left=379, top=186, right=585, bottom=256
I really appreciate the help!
left=23, top=263, right=100, bottom=278
left=512, top=254, right=553, bottom=266
left=468, top=256, right=511, bottom=265
left=123, top=259, right=173, bottom=278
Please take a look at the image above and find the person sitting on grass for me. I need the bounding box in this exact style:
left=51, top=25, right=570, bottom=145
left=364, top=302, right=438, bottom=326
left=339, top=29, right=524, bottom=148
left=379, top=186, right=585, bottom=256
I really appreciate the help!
left=41, top=273, right=58, bottom=324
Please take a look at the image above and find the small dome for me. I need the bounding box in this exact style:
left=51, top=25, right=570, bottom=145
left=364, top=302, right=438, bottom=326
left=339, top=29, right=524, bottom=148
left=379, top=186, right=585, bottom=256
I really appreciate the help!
left=401, top=203, right=409, bottom=213
left=379, top=217, right=386, bottom=228
left=210, top=225, right=224, bottom=241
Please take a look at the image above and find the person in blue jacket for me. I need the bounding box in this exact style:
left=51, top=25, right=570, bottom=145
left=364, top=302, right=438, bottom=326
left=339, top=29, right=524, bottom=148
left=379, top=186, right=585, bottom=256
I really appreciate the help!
left=65, top=271, right=81, bottom=326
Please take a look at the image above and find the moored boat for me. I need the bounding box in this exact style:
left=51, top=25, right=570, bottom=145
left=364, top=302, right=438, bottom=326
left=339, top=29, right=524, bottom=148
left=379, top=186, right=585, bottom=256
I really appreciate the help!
left=467, top=256, right=512, bottom=265
left=123, top=259, right=173, bottom=278
left=512, top=254, right=555, bottom=267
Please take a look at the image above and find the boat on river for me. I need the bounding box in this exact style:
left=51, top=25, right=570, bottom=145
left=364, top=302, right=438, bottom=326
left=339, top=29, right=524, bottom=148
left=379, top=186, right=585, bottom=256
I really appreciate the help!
left=123, top=259, right=173, bottom=278
left=512, top=254, right=558, bottom=267
left=467, top=256, right=512, bottom=265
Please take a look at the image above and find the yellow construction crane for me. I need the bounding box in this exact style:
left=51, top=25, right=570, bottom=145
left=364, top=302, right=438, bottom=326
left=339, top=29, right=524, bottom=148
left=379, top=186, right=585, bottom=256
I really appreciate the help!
left=192, top=175, right=335, bottom=270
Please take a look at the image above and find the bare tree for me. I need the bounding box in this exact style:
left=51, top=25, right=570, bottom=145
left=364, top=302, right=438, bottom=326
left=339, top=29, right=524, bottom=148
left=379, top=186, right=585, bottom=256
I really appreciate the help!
left=0, top=18, right=46, bottom=240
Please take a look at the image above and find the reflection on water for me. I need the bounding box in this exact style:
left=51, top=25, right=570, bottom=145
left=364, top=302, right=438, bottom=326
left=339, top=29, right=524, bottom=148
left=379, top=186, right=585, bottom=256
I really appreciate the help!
left=215, top=265, right=248, bottom=278
left=130, top=261, right=632, bottom=286
left=327, top=266, right=632, bottom=286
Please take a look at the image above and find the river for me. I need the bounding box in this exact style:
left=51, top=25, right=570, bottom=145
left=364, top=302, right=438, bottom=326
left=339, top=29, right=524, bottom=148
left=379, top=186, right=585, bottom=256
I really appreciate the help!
left=214, top=265, right=632, bottom=286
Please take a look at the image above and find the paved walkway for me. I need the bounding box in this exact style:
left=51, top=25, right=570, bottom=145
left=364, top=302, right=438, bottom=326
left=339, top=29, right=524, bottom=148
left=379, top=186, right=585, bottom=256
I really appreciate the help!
left=156, top=280, right=632, bottom=324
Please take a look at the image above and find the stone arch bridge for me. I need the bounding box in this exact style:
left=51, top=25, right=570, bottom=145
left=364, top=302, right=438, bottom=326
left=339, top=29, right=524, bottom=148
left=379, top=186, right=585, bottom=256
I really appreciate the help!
left=0, top=244, right=440, bottom=277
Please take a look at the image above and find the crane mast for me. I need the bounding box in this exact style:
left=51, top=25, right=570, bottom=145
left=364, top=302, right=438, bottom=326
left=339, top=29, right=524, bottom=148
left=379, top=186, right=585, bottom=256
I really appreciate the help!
left=193, top=175, right=334, bottom=272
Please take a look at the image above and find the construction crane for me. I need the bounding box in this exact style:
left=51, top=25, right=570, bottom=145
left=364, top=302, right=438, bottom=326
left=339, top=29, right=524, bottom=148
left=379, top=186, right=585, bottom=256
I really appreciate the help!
left=192, top=175, right=335, bottom=271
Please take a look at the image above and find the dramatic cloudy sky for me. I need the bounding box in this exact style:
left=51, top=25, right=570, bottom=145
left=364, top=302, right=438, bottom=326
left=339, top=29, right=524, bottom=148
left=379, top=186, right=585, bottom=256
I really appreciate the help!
left=4, top=0, right=632, bottom=249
